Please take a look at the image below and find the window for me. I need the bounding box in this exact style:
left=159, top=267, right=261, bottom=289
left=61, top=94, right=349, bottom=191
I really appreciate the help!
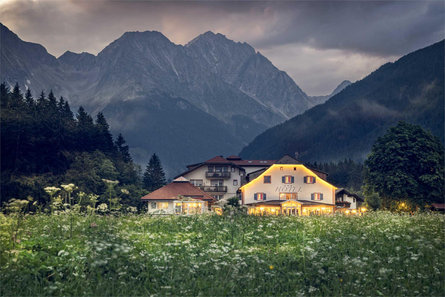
left=231, top=167, right=235, bottom=172
left=233, top=180, right=238, bottom=186
left=151, top=202, right=157, bottom=209
left=208, top=166, right=214, bottom=172
left=190, top=179, right=203, bottom=186
left=264, top=176, right=271, bottom=183
left=280, top=193, right=297, bottom=200
left=282, top=175, right=294, bottom=184
left=211, top=179, right=223, bottom=186
left=213, top=195, right=223, bottom=200
left=254, top=193, right=266, bottom=201
left=175, top=203, right=182, bottom=214
left=311, top=193, right=323, bottom=201
left=280, top=167, right=283, bottom=171
left=304, top=176, right=316, bottom=184
left=157, top=202, right=169, bottom=209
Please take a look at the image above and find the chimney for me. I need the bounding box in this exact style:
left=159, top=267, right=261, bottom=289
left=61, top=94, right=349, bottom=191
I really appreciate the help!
left=294, top=152, right=300, bottom=162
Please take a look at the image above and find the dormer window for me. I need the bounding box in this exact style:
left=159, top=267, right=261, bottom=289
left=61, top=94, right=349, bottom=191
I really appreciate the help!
left=304, top=176, right=316, bottom=184
left=282, top=176, right=294, bottom=184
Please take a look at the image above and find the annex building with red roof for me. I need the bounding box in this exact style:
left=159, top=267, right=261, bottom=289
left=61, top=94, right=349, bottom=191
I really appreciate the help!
left=141, top=177, right=216, bottom=215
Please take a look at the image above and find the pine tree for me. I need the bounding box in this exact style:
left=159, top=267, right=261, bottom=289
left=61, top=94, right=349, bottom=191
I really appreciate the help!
left=95, top=112, right=115, bottom=153
left=143, top=153, right=166, bottom=191
left=76, top=106, right=95, bottom=151
left=115, top=133, right=132, bottom=163
left=0, top=83, right=9, bottom=108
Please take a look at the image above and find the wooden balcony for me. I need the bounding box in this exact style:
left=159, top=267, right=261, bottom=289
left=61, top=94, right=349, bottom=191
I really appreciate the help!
left=205, top=171, right=231, bottom=179
left=199, top=186, right=228, bottom=193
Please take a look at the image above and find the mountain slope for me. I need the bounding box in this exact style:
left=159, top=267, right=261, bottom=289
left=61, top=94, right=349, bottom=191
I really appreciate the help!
left=309, top=80, right=352, bottom=106
left=240, top=40, right=444, bottom=162
left=1, top=23, right=317, bottom=176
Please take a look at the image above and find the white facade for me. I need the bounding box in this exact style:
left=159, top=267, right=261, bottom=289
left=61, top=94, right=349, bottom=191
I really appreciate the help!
left=241, top=164, right=336, bottom=205
left=182, top=164, right=244, bottom=200
left=336, top=192, right=359, bottom=209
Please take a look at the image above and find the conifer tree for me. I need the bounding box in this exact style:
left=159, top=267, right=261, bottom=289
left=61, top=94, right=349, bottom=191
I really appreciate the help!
left=115, top=133, right=132, bottom=163
left=143, top=153, right=166, bottom=191
left=0, top=83, right=9, bottom=108
left=95, top=112, right=115, bottom=153
left=76, top=106, right=95, bottom=151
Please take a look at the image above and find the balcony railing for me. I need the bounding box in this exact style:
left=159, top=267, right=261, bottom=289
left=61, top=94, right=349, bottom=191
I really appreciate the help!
left=199, top=186, right=228, bottom=193
left=205, top=171, right=231, bottom=179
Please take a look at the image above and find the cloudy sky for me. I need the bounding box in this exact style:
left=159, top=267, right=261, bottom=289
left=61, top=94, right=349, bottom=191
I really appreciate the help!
left=1, top=0, right=443, bottom=95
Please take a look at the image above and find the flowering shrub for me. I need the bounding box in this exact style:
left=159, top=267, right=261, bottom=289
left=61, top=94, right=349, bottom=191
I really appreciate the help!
left=0, top=212, right=443, bottom=296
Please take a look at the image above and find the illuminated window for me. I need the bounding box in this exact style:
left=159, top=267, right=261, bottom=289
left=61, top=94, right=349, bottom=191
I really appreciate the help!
left=264, top=176, right=271, bottom=183
left=157, top=202, right=169, bottom=209
left=311, top=193, right=323, bottom=201
left=175, top=203, right=182, bottom=214
left=282, top=175, right=294, bottom=184
left=304, top=176, right=316, bottom=184
left=254, top=193, right=266, bottom=201
left=280, top=193, right=297, bottom=200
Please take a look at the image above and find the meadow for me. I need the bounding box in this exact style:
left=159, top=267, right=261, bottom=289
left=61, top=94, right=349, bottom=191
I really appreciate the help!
left=1, top=212, right=444, bottom=296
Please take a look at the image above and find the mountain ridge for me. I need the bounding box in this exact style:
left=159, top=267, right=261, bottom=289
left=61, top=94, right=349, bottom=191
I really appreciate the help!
left=1, top=23, right=325, bottom=175
left=240, top=40, right=444, bottom=163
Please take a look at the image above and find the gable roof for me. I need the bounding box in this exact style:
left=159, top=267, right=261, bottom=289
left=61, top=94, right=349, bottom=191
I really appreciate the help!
left=275, top=155, right=300, bottom=164
left=335, top=188, right=364, bottom=201
left=141, top=177, right=215, bottom=201
left=240, top=163, right=337, bottom=191
left=175, top=155, right=276, bottom=179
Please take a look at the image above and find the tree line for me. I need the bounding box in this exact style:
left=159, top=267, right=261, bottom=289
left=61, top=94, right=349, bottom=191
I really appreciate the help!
left=1, top=83, right=166, bottom=211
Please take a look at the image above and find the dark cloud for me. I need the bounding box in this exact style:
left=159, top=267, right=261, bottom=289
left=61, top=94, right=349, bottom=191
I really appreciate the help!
left=0, top=0, right=443, bottom=95
left=254, top=1, right=444, bottom=56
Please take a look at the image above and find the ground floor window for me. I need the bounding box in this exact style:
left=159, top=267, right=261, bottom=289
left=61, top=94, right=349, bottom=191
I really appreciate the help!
left=157, top=202, right=169, bottom=209
left=280, top=193, right=297, bottom=200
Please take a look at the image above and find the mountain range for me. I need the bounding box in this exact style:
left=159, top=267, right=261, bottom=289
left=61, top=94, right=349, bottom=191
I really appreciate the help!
left=240, top=40, right=444, bottom=162
left=0, top=23, right=347, bottom=175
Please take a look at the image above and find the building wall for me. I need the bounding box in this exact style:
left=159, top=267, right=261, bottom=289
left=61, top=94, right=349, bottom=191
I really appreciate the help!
left=147, top=200, right=175, bottom=214
left=146, top=200, right=208, bottom=214
left=182, top=165, right=243, bottom=200
left=241, top=165, right=336, bottom=205
left=340, top=193, right=357, bottom=209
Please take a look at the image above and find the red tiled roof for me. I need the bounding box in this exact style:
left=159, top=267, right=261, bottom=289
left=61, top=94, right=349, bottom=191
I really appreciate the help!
left=204, top=156, right=230, bottom=164
left=175, top=156, right=276, bottom=179
left=231, top=160, right=276, bottom=166
left=141, top=179, right=215, bottom=201
left=432, top=203, right=445, bottom=210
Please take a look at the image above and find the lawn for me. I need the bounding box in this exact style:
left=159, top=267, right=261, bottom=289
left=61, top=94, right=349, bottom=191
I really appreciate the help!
left=0, top=212, right=444, bottom=296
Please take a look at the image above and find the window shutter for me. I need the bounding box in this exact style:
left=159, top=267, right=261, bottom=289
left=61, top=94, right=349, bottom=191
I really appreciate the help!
left=311, top=193, right=314, bottom=200
left=264, top=193, right=267, bottom=201
left=320, top=193, right=323, bottom=200
left=304, top=176, right=307, bottom=183
left=282, top=176, right=285, bottom=183
left=254, top=193, right=257, bottom=201
left=291, top=176, right=295, bottom=183
left=313, top=177, right=316, bottom=183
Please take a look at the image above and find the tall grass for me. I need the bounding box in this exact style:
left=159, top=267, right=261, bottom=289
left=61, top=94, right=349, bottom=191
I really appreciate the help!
left=0, top=212, right=444, bottom=296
